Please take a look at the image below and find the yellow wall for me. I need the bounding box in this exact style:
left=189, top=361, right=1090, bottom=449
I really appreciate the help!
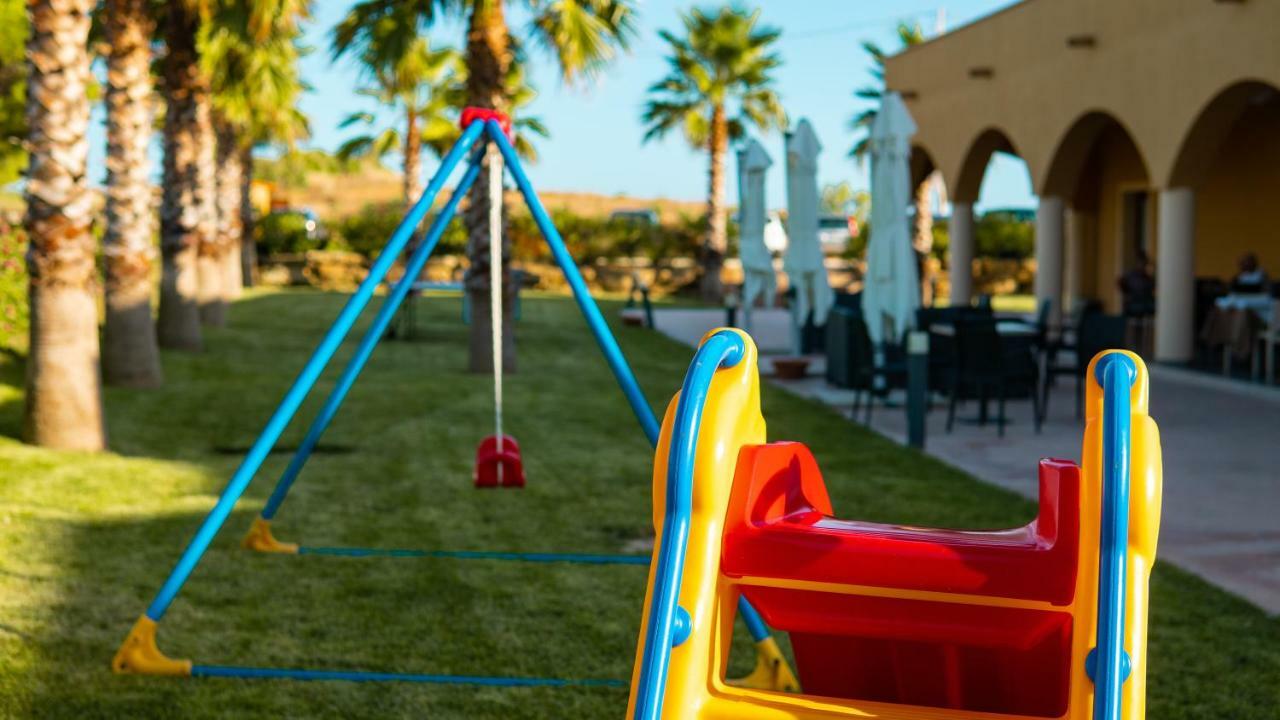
left=885, top=0, right=1280, bottom=303
left=1073, top=126, right=1150, bottom=311
left=1195, top=101, right=1280, bottom=281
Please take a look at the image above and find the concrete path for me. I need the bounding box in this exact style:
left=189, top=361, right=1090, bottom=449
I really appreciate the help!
left=652, top=307, right=1280, bottom=614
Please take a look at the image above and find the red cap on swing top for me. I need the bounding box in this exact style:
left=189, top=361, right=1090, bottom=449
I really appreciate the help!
left=460, top=107, right=514, bottom=141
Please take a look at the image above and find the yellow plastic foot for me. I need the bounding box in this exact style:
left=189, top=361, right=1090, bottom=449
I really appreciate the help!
left=112, top=616, right=192, bottom=676
left=729, top=637, right=800, bottom=693
left=242, top=517, right=299, bottom=554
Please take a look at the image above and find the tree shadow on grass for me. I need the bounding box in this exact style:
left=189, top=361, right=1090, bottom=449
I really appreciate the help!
left=1, top=290, right=663, bottom=718
left=0, top=347, right=26, bottom=441
left=9, top=504, right=643, bottom=719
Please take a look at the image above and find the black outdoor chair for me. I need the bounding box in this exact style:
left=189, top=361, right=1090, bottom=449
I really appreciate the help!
left=1024, top=297, right=1052, bottom=349
left=825, top=305, right=859, bottom=388
left=946, top=317, right=1042, bottom=436
left=1043, top=300, right=1101, bottom=390
left=915, top=306, right=963, bottom=396
left=848, top=314, right=907, bottom=423
left=1041, top=311, right=1128, bottom=419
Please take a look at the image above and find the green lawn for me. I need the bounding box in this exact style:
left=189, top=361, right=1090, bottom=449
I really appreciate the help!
left=0, top=290, right=1276, bottom=719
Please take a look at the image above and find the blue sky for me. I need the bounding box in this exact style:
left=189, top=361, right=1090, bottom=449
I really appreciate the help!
left=87, top=0, right=1036, bottom=212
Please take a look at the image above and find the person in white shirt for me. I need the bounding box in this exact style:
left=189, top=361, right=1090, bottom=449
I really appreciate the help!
left=1232, top=253, right=1269, bottom=294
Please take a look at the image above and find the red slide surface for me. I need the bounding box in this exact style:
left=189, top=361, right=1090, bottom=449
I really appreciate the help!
left=721, top=442, right=1082, bottom=717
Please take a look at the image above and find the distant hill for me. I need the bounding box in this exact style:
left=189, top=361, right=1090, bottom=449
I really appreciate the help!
left=268, top=163, right=709, bottom=222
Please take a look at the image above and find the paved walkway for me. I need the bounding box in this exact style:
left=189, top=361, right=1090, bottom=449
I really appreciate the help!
left=653, top=307, right=1280, bottom=614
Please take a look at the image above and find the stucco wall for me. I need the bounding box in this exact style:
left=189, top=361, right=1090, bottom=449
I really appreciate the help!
left=1196, top=102, right=1280, bottom=281
left=885, top=0, right=1280, bottom=194
left=885, top=0, right=1280, bottom=300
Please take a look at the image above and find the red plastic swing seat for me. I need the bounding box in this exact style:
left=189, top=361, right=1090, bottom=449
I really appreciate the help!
left=721, top=442, right=1082, bottom=718
left=474, top=434, right=525, bottom=488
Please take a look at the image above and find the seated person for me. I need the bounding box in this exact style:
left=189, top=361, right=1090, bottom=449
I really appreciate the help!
left=1231, top=252, right=1269, bottom=294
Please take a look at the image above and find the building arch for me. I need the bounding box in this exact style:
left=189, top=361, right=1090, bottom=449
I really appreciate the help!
left=951, top=127, right=1020, bottom=204
left=1041, top=111, right=1152, bottom=314
left=909, top=144, right=939, bottom=193
left=1041, top=111, right=1150, bottom=200
left=1168, top=79, right=1280, bottom=188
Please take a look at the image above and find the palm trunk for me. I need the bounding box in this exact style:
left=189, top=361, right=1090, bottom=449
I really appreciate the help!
left=701, top=103, right=728, bottom=301
left=195, top=101, right=224, bottom=326
left=239, top=145, right=257, bottom=287
left=912, top=174, right=934, bottom=305
left=23, top=0, right=106, bottom=449
left=464, top=3, right=515, bottom=374
left=102, top=0, right=162, bottom=388
left=157, top=1, right=206, bottom=350
left=215, top=119, right=244, bottom=303
left=403, top=109, right=423, bottom=207
left=402, top=108, right=423, bottom=283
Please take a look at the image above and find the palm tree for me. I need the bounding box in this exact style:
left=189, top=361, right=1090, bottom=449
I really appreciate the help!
left=336, top=50, right=547, bottom=203
left=332, top=0, right=635, bottom=373
left=642, top=6, right=787, bottom=301
left=203, top=0, right=311, bottom=296
left=101, top=0, right=163, bottom=388
left=23, top=0, right=106, bottom=449
left=158, top=0, right=215, bottom=347
left=848, top=22, right=935, bottom=301
left=335, top=39, right=464, bottom=210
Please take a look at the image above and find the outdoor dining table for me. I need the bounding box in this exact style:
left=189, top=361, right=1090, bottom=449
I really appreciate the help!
left=929, top=319, right=1039, bottom=426
left=928, top=320, right=1038, bottom=338
left=1203, top=293, right=1275, bottom=375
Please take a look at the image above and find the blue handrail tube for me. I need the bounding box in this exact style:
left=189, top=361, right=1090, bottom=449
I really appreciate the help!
left=631, top=331, right=745, bottom=720
left=1093, top=353, right=1136, bottom=720
left=260, top=148, right=485, bottom=521
left=485, top=120, right=662, bottom=446
left=142, top=121, right=485, bottom=621
left=737, top=595, right=770, bottom=643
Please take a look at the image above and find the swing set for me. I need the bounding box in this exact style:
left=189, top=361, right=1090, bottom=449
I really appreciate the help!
left=113, top=110, right=795, bottom=690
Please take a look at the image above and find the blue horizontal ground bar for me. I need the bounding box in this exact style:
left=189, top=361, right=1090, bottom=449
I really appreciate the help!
left=298, top=545, right=651, bottom=565
left=192, top=664, right=625, bottom=687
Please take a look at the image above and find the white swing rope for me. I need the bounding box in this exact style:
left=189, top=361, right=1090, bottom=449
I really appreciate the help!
left=488, top=141, right=505, bottom=484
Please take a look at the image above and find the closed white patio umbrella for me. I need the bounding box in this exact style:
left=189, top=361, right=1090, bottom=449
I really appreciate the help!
left=863, top=92, right=920, bottom=346
left=737, top=138, right=776, bottom=331
left=784, top=118, right=834, bottom=354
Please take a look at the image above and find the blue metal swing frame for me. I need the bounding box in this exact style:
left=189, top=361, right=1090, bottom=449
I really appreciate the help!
left=128, top=119, right=775, bottom=687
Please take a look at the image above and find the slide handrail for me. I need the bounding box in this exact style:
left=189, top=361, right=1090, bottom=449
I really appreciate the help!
left=1093, top=352, right=1137, bottom=720
left=631, top=331, right=746, bottom=720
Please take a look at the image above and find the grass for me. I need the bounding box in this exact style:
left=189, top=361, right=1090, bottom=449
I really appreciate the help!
left=0, top=289, right=1277, bottom=719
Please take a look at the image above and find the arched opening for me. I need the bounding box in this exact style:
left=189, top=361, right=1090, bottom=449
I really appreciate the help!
left=909, top=145, right=949, bottom=305
left=1171, top=80, right=1280, bottom=282
left=1160, top=80, right=1280, bottom=367
left=947, top=128, right=1035, bottom=307
left=1042, top=112, right=1150, bottom=316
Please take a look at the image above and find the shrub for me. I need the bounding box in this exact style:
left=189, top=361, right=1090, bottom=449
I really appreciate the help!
left=330, top=202, right=727, bottom=266
left=0, top=217, right=27, bottom=352
left=255, top=211, right=319, bottom=255
left=975, top=211, right=1034, bottom=260
left=334, top=202, right=467, bottom=259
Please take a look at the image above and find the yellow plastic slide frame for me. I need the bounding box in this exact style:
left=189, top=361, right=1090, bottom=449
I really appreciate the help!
left=626, top=337, right=1162, bottom=720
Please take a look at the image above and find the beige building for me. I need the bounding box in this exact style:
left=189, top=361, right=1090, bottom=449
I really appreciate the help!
left=885, top=0, right=1280, bottom=361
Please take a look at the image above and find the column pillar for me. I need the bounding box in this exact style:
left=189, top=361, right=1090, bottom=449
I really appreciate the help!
left=1064, top=207, right=1086, bottom=311
left=949, top=201, right=974, bottom=307
left=1035, top=196, right=1065, bottom=327
left=1156, top=187, right=1196, bottom=362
